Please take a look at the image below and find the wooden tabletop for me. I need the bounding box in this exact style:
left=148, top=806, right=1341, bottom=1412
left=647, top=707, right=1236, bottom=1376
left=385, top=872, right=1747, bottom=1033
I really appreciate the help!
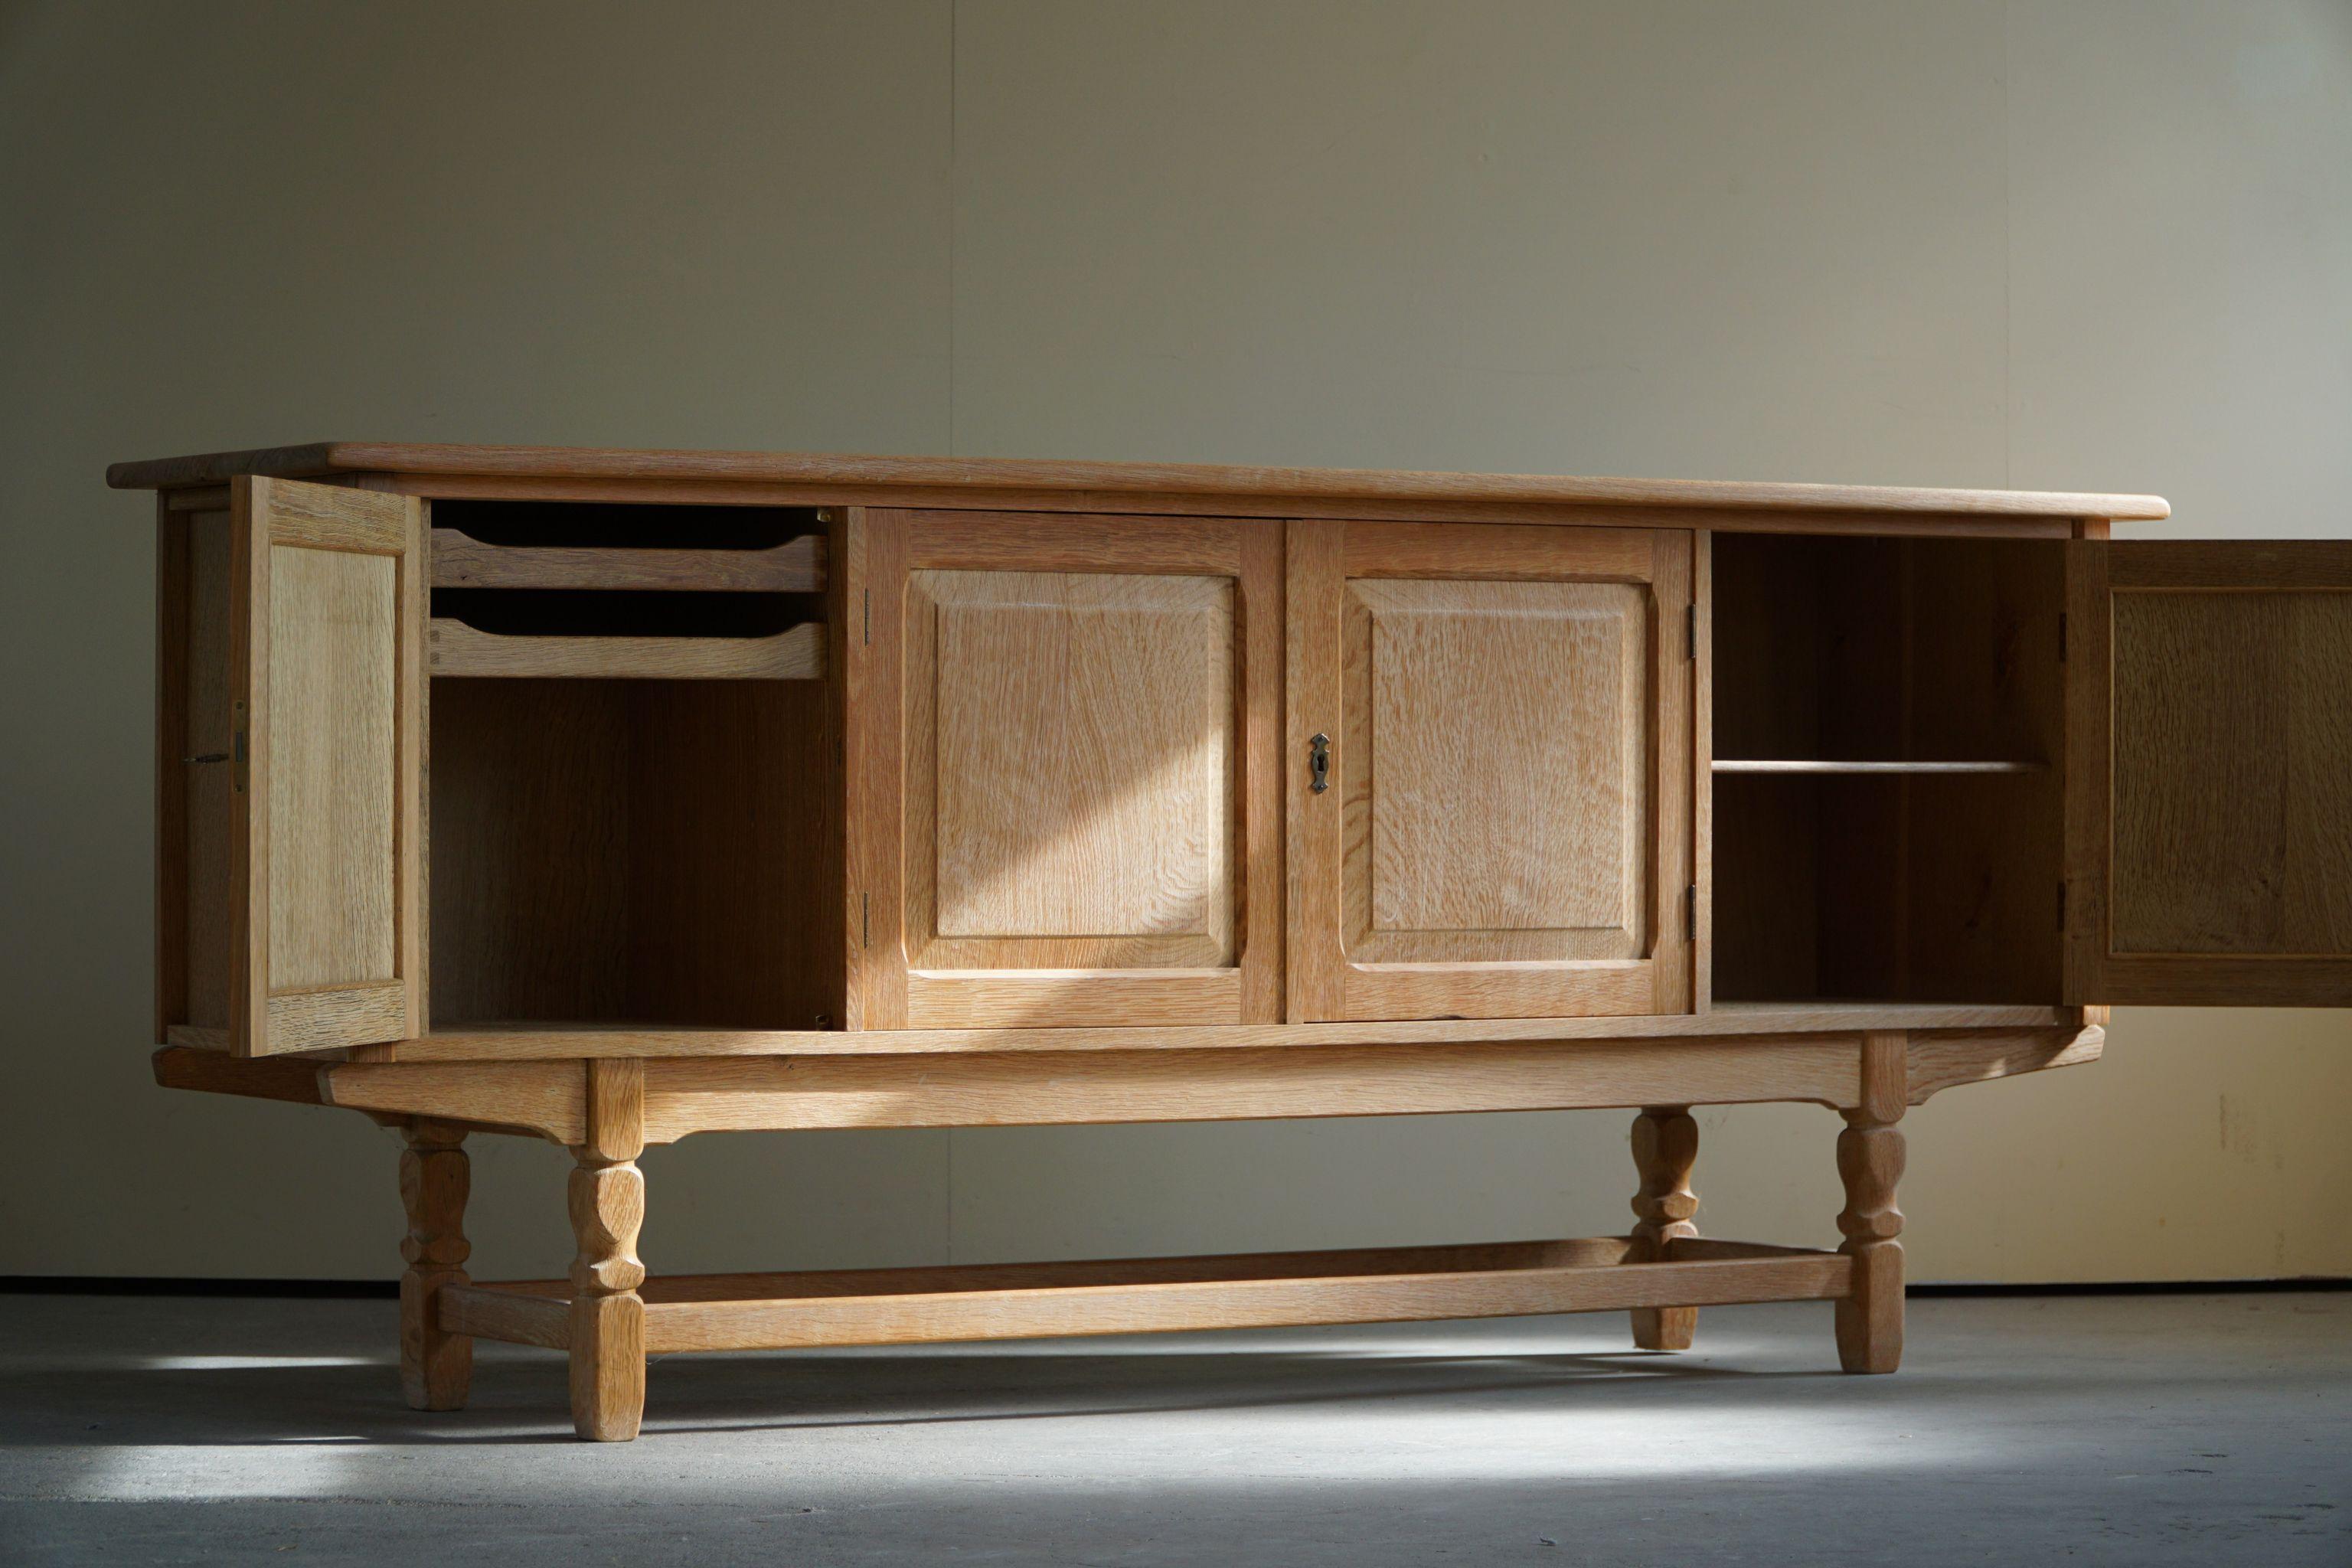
left=106, top=441, right=2170, bottom=520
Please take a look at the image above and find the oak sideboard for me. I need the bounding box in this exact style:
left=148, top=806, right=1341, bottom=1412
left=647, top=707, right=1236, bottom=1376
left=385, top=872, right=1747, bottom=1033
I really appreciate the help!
left=112, top=443, right=2351, bottom=1440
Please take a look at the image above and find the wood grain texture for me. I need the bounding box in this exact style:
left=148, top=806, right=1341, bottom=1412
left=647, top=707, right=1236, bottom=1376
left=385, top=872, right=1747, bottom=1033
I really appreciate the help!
left=1713, top=535, right=2064, bottom=1005
left=150, top=1044, right=326, bottom=1106
left=1628, top=1108, right=1700, bottom=1351
left=1905, top=1024, right=2103, bottom=1103
left=1290, top=522, right=1692, bottom=1020
left=230, top=478, right=423, bottom=1056
left=107, top=441, right=2171, bottom=521
left=428, top=619, right=821, bottom=680
left=864, top=511, right=1280, bottom=1027
left=914, top=570, right=1234, bottom=965
left=429, top=528, right=822, bottom=592
left=380, top=1001, right=2080, bottom=1060
left=635, top=1038, right=1860, bottom=1142
left=1834, top=1031, right=1906, bottom=1375
left=2068, top=540, right=2352, bottom=1005
left=398, top=1121, right=472, bottom=1412
left=446, top=1241, right=1847, bottom=1355
left=427, top=677, right=837, bottom=1032
left=318, top=1060, right=586, bottom=1142
left=570, top=1059, right=646, bottom=1441
left=351, top=475, right=2099, bottom=538
left=267, top=546, right=397, bottom=989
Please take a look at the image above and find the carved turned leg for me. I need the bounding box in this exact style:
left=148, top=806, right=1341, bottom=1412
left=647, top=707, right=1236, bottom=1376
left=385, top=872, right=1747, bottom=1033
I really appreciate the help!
left=1835, top=1032, right=1907, bottom=1374
left=569, top=1059, right=647, bottom=1441
left=400, top=1119, right=472, bottom=1410
left=1628, top=1106, right=1700, bottom=1350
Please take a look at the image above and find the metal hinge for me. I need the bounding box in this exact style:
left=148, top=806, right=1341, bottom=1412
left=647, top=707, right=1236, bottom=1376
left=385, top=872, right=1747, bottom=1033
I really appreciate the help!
left=1685, top=884, right=1697, bottom=942
left=861, top=891, right=870, bottom=949
left=863, top=588, right=871, bottom=645
left=1686, top=603, right=1697, bottom=659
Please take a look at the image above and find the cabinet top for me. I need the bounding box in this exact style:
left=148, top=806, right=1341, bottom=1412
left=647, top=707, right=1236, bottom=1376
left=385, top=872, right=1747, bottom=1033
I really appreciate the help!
left=106, top=441, right=2170, bottom=521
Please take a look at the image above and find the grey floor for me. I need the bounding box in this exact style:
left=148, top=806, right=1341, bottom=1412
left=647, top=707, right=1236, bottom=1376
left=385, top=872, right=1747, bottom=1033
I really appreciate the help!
left=1, top=1291, right=2344, bottom=1566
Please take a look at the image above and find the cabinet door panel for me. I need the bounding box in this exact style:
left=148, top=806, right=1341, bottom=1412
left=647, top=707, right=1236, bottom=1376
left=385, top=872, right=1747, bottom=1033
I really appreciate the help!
left=852, top=511, right=1282, bottom=1028
left=157, top=477, right=425, bottom=1055
left=2066, top=540, right=2352, bottom=1004
left=1291, top=521, right=1693, bottom=1021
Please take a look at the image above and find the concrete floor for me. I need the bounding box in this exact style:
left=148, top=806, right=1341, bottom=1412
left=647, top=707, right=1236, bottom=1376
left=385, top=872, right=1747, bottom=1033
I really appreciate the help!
left=0, top=1292, right=2344, bottom=1566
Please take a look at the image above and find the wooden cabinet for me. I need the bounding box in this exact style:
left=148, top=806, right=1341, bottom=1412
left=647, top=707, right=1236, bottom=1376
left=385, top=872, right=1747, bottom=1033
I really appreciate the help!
left=1285, top=521, right=1692, bottom=1021
left=119, top=443, right=2352, bottom=1439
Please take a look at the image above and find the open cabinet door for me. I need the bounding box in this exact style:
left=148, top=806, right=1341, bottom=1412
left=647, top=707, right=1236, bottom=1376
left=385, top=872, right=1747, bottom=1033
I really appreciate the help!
left=218, top=477, right=424, bottom=1054
left=2066, top=540, right=2352, bottom=1005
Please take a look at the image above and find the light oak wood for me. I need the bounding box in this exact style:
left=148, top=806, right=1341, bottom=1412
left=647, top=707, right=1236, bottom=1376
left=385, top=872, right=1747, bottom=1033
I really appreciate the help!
left=1835, top=1032, right=1906, bottom=1374
left=1289, top=521, right=1692, bottom=1020
left=398, top=1120, right=471, bottom=1411
left=108, top=441, right=2172, bottom=521
left=569, top=1059, right=646, bottom=1441
left=318, top=1060, right=585, bottom=1142
left=429, top=528, right=822, bottom=592
left=2067, top=540, right=2352, bottom=1005
left=632, top=1039, right=1864, bottom=1143
left=377, top=475, right=2098, bottom=538
left=857, top=511, right=1282, bottom=1027
left=1712, top=760, right=2045, bottom=775
left=443, top=1239, right=1850, bottom=1356
left=158, top=1026, right=2099, bottom=1130
left=224, top=478, right=423, bottom=1057
left=1628, top=1107, right=1700, bottom=1351
left=381, top=1001, right=2082, bottom=1059
left=126, top=441, right=2271, bottom=1444
left=150, top=1044, right=326, bottom=1106
left=428, top=618, right=821, bottom=680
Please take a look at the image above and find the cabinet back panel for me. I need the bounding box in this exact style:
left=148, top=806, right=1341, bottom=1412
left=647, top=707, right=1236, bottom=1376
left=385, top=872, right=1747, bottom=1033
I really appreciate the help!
left=1710, top=534, right=2063, bottom=1004
left=429, top=678, right=835, bottom=1029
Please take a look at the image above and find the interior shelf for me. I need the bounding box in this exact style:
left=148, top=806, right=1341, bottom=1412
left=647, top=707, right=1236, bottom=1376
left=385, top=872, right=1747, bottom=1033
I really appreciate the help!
left=431, top=528, right=823, bottom=593
left=1713, top=759, right=2047, bottom=775
left=428, top=619, right=822, bottom=680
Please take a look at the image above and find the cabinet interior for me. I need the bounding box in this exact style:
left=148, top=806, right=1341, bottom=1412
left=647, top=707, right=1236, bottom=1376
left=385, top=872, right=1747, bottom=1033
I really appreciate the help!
left=425, top=501, right=837, bottom=1034
left=1710, top=534, right=2065, bottom=1004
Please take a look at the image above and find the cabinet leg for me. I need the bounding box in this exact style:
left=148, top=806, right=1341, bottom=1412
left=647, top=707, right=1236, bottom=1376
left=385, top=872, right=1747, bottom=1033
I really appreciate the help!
left=1835, top=1033, right=1907, bottom=1374
left=399, top=1119, right=472, bottom=1411
left=568, top=1060, right=647, bottom=1441
left=1628, top=1106, right=1699, bottom=1351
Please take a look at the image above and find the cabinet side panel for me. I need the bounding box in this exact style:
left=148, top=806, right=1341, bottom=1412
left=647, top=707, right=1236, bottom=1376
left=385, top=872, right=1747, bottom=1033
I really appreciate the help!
left=179, top=508, right=239, bottom=1033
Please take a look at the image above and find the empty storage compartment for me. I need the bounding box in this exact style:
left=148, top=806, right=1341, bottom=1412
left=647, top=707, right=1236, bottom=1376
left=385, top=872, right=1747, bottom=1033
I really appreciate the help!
left=423, top=501, right=837, bottom=1036
left=428, top=678, right=838, bottom=1033
left=1710, top=534, right=2065, bottom=1004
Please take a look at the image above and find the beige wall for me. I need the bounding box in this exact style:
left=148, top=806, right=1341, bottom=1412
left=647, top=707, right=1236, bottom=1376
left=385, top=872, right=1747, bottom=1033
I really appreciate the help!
left=3, top=1, right=2347, bottom=1285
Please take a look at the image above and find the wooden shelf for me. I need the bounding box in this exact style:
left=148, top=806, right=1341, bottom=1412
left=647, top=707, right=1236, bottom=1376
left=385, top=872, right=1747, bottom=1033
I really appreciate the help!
left=428, top=618, right=822, bottom=679
left=438, top=1236, right=1851, bottom=1354
left=430, top=528, right=822, bottom=592
left=1712, top=759, right=2047, bottom=776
